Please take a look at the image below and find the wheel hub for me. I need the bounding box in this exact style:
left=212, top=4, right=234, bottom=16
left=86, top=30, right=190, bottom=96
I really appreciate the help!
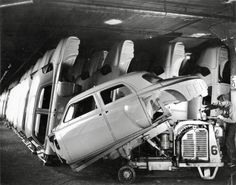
left=123, top=170, right=132, bottom=179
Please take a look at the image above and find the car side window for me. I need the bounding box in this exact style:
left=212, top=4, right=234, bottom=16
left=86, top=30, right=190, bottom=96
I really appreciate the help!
left=64, top=96, right=97, bottom=122
left=100, top=84, right=132, bottom=105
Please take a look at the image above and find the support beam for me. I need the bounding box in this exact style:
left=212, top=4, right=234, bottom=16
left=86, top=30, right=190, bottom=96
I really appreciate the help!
left=228, top=3, right=236, bottom=122
left=228, top=38, right=236, bottom=122
left=0, top=0, right=33, bottom=8
left=43, top=0, right=234, bottom=21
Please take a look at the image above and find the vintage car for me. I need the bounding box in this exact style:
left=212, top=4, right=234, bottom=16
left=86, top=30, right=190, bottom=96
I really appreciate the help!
left=49, top=72, right=224, bottom=183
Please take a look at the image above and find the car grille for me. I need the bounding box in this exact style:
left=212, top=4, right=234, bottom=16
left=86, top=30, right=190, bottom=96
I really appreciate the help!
left=181, top=128, right=208, bottom=161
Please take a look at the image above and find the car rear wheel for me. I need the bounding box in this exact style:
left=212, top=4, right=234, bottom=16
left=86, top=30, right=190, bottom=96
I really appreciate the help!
left=117, top=165, right=136, bottom=184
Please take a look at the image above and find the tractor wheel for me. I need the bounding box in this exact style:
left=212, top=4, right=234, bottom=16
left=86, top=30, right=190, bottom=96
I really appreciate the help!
left=117, top=165, right=136, bottom=184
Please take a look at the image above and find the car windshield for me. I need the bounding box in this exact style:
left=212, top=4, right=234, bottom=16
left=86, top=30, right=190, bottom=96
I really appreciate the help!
left=142, top=73, right=162, bottom=84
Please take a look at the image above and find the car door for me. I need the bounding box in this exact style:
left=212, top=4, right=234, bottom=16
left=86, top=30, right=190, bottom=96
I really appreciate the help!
left=54, top=94, right=115, bottom=163
left=25, top=70, right=53, bottom=144
left=99, top=83, right=150, bottom=141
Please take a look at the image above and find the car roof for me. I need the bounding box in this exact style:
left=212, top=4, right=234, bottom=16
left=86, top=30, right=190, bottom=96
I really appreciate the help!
left=70, top=71, right=151, bottom=101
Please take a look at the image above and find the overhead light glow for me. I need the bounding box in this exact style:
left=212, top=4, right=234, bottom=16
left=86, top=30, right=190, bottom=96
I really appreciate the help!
left=189, top=33, right=211, bottom=38
left=104, top=19, right=122, bottom=25
left=185, top=53, right=191, bottom=60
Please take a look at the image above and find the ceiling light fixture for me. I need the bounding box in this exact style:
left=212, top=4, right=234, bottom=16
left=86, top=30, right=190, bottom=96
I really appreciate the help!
left=189, top=33, right=211, bottom=38
left=222, top=0, right=236, bottom=4
left=104, top=19, right=122, bottom=25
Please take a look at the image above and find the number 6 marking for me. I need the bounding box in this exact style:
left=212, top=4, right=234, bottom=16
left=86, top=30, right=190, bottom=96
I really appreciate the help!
left=211, top=145, right=218, bottom=155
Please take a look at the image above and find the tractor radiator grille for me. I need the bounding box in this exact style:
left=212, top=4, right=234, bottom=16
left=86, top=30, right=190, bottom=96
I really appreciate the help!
left=181, top=128, right=208, bottom=160
left=196, top=131, right=208, bottom=157
left=183, top=134, right=194, bottom=157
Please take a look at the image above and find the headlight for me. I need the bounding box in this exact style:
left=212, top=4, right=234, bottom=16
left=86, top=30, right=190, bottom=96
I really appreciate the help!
left=214, top=126, right=223, bottom=138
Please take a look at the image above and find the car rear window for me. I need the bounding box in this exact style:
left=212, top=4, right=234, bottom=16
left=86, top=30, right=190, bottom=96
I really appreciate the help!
left=100, top=84, right=132, bottom=105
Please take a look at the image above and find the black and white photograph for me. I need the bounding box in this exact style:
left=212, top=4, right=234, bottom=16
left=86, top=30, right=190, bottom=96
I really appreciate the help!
left=0, top=0, right=236, bottom=184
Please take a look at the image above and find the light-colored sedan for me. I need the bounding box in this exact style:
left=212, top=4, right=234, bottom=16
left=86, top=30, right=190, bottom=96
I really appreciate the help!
left=49, top=72, right=207, bottom=166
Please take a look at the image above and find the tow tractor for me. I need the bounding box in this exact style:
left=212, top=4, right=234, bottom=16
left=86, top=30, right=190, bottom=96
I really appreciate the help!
left=117, top=119, right=224, bottom=183
left=70, top=110, right=224, bottom=183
